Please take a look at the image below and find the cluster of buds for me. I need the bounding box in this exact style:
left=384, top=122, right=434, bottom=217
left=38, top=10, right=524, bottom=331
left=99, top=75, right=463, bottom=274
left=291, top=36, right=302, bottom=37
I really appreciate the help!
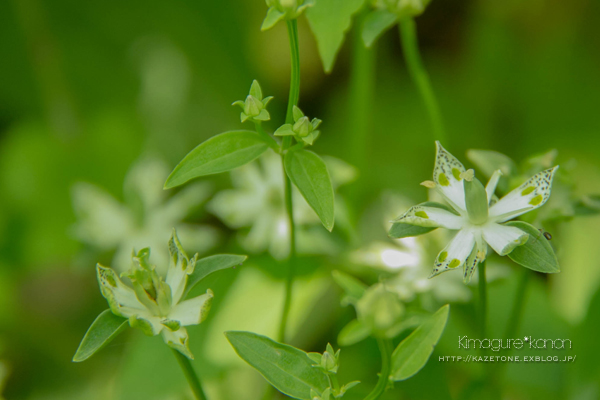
left=377, top=0, right=431, bottom=18
left=262, top=0, right=314, bottom=31
left=274, top=106, right=322, bottom=145
left=308, top=344, right=360, bottom=399
left=232, top=80, right=273, bottom=123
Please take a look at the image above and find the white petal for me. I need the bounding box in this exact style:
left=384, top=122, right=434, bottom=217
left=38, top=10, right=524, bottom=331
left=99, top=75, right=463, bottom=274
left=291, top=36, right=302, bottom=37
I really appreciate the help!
left=394, top=205, right=464, bottom=230
left=169, top=290, right=213, bottom=326
left=485, top=170, right=502, bottom=204
left=166, top=231, right=194, bottom=304
left=463, top=233, right=487, bottom=283
left=432, top=142, right=467, bottom=213
left=489, top=167, right=558, bottom=222
left=161, top=326, right=194, bottom=359
left=430, top=229, right=476, bottom=278
left=96, top=265, right=146, bottom=318
left=482, top=223, right=528, bottom=256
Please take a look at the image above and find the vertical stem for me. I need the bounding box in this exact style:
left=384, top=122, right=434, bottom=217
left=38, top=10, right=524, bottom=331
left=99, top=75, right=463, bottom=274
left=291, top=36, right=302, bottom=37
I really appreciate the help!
left=398, top=18, right=447, bottom=144
left=278, top=19, right=301, bottom=343
left=172, top=349, right=208, bottom=400
left=363, top=339, right=393, bottom=400
left=503, top=268, right=530, bottom=341
left=478, top=260, right=487, bottom=340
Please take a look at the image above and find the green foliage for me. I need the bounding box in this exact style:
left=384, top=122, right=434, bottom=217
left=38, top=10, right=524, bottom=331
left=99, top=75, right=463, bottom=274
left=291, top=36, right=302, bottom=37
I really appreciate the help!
left=362, top=9, right=397, bottom=48
left=306, top=0, right=366, bottom=72
left=506, top=221, right=560, bottom=273
left=225, top=331, right=329, bottom=400
left=183, top=254, right=247, bottom=297
left=284, top=149, right=335, bottom=231
left=390, top=304, right=449, bottom=381
left=73, top=310, right=128, bottom=362
left=165, top=131, right=270, bottom=188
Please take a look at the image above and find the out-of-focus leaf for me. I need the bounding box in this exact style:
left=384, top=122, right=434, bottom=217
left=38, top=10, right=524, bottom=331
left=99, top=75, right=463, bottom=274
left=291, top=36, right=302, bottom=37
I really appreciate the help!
left=505, top=221, right=560, bottom=273
left=284, top=149, right=335, bottom=231
left=338, top=319, right=371, bottom=346
left=362, top=9, right=397, bottom=48
left=332, top=270, right=367, bottom=305
left=390, top=304, right=449, bottom=381
left=225, top=331, right=329, bottom=400
left=165, top=131, right=269, bottom=188
left=466, top=149, right=518, bottom=178
left=184, top=254, right=247, bottom=297
left=573, top=195, right=600, bottom=216
left=306, top=0, right=366, bottom=72
left=73, top=310, right=128, bottom=362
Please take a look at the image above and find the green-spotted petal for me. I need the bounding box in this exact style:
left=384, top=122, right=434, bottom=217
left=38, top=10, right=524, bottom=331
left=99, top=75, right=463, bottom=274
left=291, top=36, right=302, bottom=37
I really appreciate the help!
left=430, top=230, right=475, bottom=278
left=481, top=223, right=528, bottom=256
left=96, top=264, right=146, bottom=318
left=432, top=142, right=467, bottom=213
left=489, top=166, right=558, bottom=222
left=394, top=205, right=463, bottom=230
left=463, top=235, right=486, bottom=283
left=169, top=289, right=213, bottom=326
left=166, top=229, right=196, bottom=304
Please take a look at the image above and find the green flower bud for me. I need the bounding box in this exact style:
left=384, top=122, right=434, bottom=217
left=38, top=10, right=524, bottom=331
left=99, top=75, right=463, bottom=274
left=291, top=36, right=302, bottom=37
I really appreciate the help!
left=382, top=0, right=431, bottom=18
left=261, top=0, right=314, bottom=31
left=357, top=284, right=404, bottom=337
left=232, top=80, right=273, bottom=123
left=293, top=116, right=312, bottom=137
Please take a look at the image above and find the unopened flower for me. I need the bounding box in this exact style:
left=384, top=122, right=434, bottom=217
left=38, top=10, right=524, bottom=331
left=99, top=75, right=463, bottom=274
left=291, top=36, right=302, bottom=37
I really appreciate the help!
left=378, top=0, right=431, bottom=18
left=274, top=106, right=322, bottom=145
left=391, top=142, right=558, bottom=283
left=262, top=0, right=314, bottom=31
left=232, top=80, right=273, bottom=123
left=97, top=230, right=213, bottom=359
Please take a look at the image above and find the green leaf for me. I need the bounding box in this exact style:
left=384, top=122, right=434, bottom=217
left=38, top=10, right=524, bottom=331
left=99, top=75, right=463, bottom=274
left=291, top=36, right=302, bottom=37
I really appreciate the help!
left=466, top=149, right=517, bottom=178
left=306, top=0, right=366, bottom=72
left=338, top=319, right=371, bottom=346
left=388, top=201, right=455, bottom=239
left=284, top=149, right=335, bottom=231
left=165, top=130, right=269, bottom=188
left=362, top=9, right=397, bottom=48
left=261, top=7, right=285, bottom=31
left=331, top=270, right=367, bottom=305
left=73, top=310, right=128, bottom=362
left=390, top=304, right=450, bottom=381
left=184, top=254, right=247, bottom=297
left=573, top=195, right=600, bottom=216
left=225, top=331, right=329, bottom=400
left=505, top=221, right=560, bottom=273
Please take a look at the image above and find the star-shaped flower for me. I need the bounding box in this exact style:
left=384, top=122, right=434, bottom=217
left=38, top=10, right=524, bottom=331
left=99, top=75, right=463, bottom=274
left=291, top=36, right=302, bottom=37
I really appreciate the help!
left=391, top=142, right=558, bottom=283
left=96, top=230, right=213, bottom=359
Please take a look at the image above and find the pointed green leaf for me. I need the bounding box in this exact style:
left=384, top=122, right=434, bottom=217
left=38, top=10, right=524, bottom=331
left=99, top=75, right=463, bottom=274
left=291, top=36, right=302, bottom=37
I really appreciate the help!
left=338, top=319, right=371, bottom=346
left=505, top=221, right=560, bottom=273
left=362, top=9, right=397, bottom=48
left=284, top=149, right=335, bottom=231
left=184, top=254, right=247, bottom=297
left=573, top=195, right=600, bottom=216
left=225, top=331, right=329, bottom=400
left=73, top=310, right=128, bottom=362
left=390, top=304, right=449, bottom=381
left=466, top=149, right=517, bottom=178
left=306, top=0, right=366, bottom=72
left=331, top=270, right=367, bottom=304
left=388, top=201, right=455, bottom=238
left=165, top=130, right=269, bottom=188
left=261, top=7, right=285, bottom=31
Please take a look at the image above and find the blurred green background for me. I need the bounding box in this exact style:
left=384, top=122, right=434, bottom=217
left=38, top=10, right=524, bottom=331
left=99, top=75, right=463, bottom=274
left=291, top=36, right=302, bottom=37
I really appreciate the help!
left=1, top=0, right=599, bottom=399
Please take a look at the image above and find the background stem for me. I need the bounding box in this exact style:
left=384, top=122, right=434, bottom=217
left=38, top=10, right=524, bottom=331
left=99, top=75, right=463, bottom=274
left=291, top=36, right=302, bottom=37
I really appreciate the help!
left=278, top=18, right=301, bottom=343
left=172, top=349, right=207, bottom=400
left=478, top=260, right=487, bottom=340
left=398, top=18, right=446, bottom=144
left=363, top=339, right=393, bottom=400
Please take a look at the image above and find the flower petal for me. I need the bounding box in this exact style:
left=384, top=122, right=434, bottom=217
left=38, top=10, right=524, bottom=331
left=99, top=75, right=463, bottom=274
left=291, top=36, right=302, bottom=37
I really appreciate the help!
left=430, top=229, right=475, bottom=278
left=169, top=289, right=213, bottom=326
left=166, top=230, right=195, bottom=304
left=96, top=264, right=146, bottom=318
left=463, top=233, right=487, bottom=283
left=489, top=167, right=558, bottom=222
left=482, top=223, right=529, bottom=256
left=485, top=170, right=502, bottom=204
left=161, top=326, right=194, bottom=359
left=394, top=204, right=464, bottom=230
left=433, top=142, right=467, bottom=213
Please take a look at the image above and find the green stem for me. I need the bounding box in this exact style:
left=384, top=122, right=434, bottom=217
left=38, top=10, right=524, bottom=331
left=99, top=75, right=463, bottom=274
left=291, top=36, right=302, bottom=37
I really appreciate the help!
left=254, top=122, right=280, bottom=152
left=278, top=18, right=301, bottom=343
left=172, top=349, right=208, bottom=400
left=503, top=268, right=530, bottom=341
left=478, top=260, right=487, bottom=341
left=364, top=339, right=393, bottom=400
left=398, top=18, right=446, bottom=144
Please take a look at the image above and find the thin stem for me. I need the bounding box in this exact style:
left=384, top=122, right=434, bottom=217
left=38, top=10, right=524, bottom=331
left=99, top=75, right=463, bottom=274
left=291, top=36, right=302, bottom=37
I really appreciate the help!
left=254, top=122, right=280, bottom=152
left=478, top=260, right=487, bottom=341
left=398, top=18, right=446, bottom=144
left=503, top=268, right=530, bottom=341
left=171, top=349, right=207, bottom=400
left=363, top=339, right=393, bottom=400
left=278, top=18, right=301, bottom=343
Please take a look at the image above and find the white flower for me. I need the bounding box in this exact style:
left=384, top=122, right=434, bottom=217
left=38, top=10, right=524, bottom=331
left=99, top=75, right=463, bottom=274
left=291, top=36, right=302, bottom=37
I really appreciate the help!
left=393, top=142, right=558, bottom=283
left=72, top=156, right=218, bottom=273
left=96, top=230, right=213, bottom=359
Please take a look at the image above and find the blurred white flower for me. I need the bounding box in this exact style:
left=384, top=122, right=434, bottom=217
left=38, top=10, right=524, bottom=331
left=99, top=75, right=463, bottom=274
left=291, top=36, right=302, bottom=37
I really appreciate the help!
left=208, top=151, right=355, bottom=260
left=72, top=156, right=219, bottom=273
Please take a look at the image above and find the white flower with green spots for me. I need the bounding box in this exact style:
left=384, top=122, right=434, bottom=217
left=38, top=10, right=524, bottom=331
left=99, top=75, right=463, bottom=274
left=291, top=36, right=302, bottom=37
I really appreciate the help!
left=392, top=142, right=558, bottom=283
left=96, top=230, right=213, bottom=359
